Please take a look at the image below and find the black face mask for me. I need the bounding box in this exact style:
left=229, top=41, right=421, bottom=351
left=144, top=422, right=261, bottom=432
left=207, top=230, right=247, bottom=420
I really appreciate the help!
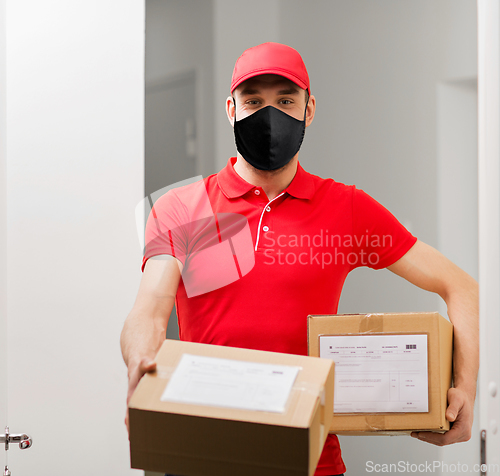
left=233, top=101, right=308, bottom=171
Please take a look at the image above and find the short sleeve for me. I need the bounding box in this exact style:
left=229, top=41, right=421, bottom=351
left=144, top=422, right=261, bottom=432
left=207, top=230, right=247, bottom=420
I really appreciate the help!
left=141, top=190, right=189, bottom=271
left=351, top=187, right=417, bottom=270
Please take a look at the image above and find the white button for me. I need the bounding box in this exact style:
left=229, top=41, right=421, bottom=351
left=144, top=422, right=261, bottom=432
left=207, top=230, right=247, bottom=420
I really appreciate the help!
left=266, top=206, right=271, bottom=212
left=254, top=189, right=260, bottom=195
left=263, top=225, right=269, bottom=232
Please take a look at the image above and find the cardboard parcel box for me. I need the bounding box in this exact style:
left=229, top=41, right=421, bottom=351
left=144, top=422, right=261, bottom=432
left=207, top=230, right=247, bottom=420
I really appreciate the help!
left=308, top=312, right=453, bottom=435
left=129, top=339, right=335, bottom=476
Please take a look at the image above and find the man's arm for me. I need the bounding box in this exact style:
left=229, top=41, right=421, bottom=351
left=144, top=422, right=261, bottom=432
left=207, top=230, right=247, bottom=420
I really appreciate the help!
left=387, top=239, right=479, bottom=445
left=120, top=255, right=182, bottom=431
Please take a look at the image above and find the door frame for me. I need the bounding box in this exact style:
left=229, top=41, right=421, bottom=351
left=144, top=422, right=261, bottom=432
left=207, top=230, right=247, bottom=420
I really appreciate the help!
left=478, top=0, right=500, bottom=472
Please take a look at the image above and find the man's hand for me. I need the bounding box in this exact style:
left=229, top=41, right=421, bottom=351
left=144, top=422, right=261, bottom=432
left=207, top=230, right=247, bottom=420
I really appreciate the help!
left=125, top=357, right=157, bottom=436
left=411, top=387, right=473, bottom=445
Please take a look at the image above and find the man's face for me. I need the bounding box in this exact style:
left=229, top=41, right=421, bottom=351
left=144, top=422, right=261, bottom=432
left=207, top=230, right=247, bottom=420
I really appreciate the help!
left=228, top=74, right=314, bottom=127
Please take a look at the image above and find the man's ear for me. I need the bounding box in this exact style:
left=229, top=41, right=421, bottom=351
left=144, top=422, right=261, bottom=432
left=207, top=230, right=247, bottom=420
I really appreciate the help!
left=305, top=94, right=316, bottom=128
left=226, top=96, right=235, bottom=127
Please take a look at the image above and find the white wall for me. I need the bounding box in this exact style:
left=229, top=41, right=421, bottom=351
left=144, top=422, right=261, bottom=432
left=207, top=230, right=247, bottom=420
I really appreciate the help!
left=146, top=0, right=216, bottom=178
left=437, top=80, right=478, bottom=281
left=4, top=1, right=144, bottom=474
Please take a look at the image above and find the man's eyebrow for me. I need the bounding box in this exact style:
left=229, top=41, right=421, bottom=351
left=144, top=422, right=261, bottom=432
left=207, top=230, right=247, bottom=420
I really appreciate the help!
left=277, top=88, right=300, bottom=95
left=239, top=87, right=260, bottom=96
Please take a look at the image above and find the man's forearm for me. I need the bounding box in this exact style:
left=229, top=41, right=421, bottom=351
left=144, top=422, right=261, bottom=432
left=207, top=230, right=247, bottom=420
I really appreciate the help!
left=444, top=274, right=479, bottom=401
left=121, top=257, right=181, bottom=412
left=120, top=303, right=172, bottom=371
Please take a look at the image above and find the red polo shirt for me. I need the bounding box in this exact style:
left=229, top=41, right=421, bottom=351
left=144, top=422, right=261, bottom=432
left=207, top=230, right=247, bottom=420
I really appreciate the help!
left=143, top=157, right=417, bottom=475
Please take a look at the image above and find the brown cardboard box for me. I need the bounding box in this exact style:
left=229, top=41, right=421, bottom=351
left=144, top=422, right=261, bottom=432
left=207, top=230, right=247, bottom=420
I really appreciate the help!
left=308, top=312, right=453, bottom=435
left=128, top=339, right=334, bottom=476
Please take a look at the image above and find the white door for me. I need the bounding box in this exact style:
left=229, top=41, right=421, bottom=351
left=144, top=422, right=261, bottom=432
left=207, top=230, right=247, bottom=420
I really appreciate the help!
left=1, top=1, right=145, bottom=474
left=1, top=5, right=8, bottom=471
left=478, top=0, right=500, bottom=474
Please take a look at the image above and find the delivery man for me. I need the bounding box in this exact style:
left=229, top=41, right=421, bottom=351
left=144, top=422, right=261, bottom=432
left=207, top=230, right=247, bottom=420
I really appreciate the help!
left=121, top=42, right=478, bottom=475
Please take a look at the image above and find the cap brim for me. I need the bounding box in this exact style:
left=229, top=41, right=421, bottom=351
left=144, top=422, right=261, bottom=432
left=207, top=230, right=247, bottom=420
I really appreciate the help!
left=231, top=68, right=310, bottom=95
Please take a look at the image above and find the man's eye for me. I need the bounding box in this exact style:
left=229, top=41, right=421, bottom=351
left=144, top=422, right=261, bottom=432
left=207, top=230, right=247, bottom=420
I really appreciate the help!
left=246, top=100, right=260, bottom=105
left=279, top=99, right=293, bottom=105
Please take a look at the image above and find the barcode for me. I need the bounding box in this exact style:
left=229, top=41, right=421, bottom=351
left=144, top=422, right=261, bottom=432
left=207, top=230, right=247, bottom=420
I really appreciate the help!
left=406, top=344, right=417, bottom=349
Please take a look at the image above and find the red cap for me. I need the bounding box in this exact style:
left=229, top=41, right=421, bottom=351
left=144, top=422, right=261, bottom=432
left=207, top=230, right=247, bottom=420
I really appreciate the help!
left=230, top=42, right=310, bottom=95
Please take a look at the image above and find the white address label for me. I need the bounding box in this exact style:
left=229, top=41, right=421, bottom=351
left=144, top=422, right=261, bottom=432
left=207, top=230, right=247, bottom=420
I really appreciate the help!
left=161, top=354, right=300, bottom=413
left=319, top=334, right=428, bottom=413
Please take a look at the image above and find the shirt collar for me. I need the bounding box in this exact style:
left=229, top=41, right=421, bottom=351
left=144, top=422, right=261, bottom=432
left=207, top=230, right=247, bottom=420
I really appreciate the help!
left=217, top=157, right=255, bottom=198
left=284, top=161, right=315, bottom=199
left=217, top=157, right=315, bottom=200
